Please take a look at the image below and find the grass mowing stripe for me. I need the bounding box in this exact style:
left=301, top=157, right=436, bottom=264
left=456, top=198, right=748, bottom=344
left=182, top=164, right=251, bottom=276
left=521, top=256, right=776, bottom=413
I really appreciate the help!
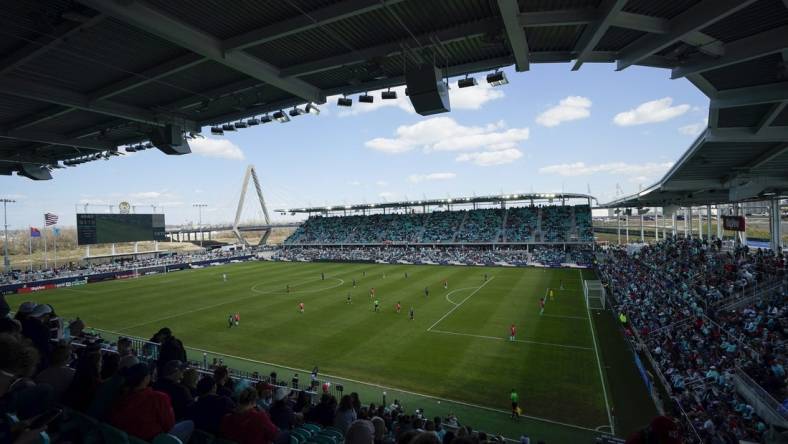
left=427, top=277, right=494, bottom=331
left=428, top=329, right=594, bottom=350
left=583, top=269, right=614, bottom=434
left=117, top=276, right=346, bottom=332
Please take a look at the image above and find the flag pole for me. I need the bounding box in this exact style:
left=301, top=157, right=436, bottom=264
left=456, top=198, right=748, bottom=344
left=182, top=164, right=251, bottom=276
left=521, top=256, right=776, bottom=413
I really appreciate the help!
left=54, top=228, right=57, bottom=268
left=43, top=224, right=48, bottom=269
left=28, top=229, right=32, bottom=272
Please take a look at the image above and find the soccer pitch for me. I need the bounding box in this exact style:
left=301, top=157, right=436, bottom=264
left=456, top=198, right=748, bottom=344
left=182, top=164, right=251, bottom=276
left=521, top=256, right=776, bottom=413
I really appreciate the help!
left=9, top=261, right=613, bottom=438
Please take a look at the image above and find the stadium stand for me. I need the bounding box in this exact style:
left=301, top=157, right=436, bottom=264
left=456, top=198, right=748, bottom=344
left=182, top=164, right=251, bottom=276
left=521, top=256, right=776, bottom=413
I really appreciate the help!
left=598, top=238, right=787, bottom=443
left=0, top=302, right=517, bottom=444
left=285, top=205, right=592, bottom=246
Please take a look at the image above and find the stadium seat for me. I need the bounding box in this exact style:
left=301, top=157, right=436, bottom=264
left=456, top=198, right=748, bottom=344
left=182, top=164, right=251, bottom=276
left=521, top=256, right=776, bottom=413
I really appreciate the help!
left=99, top=422, right=131, bottom=444
left=291, top=429, right=309, bottom=443
left=60, top=408, right=101, bottom=444
left=152, top=434, right=183, bottom=444
left=191, top=430, right=216, bottom=444
left=302, top=423, right=321, bottom=434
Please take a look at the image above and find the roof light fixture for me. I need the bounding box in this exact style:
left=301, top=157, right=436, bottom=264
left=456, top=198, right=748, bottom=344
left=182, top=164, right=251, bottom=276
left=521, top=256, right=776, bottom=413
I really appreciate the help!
left=458, top=75, right=477, bottom=88
left=273, top=110, right=290, bottom=123
left=305, top=103, right=321, bottom=115
left=486, top=70, right=508, bottom=87
left=260, top=114, right=272, bottom=123
left=289, top=106, right=306, bottom=117
left=381, top=89, right=397, bottom=100
left=235, top=120, right=248, bottom=129
left=210, top=126, right=224, bottom=135
left=337, top=96, right=352, bottom=107
left=222, top=123, right=236, bottom=132
left=247, top=117, right=260, bottom=126
left=359, top=93, right=374, bottom=103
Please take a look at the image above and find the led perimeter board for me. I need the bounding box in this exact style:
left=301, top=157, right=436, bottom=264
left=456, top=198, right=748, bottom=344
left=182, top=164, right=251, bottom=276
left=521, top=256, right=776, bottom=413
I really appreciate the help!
left=77, top=214, right=166, bottom=245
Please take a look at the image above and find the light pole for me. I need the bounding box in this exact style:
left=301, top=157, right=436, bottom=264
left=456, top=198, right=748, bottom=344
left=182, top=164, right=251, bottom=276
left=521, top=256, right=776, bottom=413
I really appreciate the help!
left=1, top=198, right=15, bottom=273
left=193, top=203, right=207, bottom=247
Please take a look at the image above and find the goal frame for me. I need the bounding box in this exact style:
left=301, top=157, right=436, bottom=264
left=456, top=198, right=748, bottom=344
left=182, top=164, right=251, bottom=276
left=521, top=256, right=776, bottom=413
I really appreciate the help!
left=583, top=279, right=606, bottom=310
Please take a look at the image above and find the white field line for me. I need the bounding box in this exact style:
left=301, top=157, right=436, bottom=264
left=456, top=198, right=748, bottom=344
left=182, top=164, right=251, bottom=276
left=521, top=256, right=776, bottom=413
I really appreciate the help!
left=429, top=329, right=593, bottom=351
left=542, top=313, right=587, bottom=320
left=116, top=277, right=344, bottom=332
left=444, top=286, right=482, bottom=306
left=584, top=272, right=615, bottom=434
left=94, top=326, right=599, bottom=435
left=427, top=277, right=494, bottom=331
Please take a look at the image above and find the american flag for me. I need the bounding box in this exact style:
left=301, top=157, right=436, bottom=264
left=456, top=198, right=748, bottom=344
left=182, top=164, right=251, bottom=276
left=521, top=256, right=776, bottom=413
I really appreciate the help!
left=44, top=213, right=58, bottom=226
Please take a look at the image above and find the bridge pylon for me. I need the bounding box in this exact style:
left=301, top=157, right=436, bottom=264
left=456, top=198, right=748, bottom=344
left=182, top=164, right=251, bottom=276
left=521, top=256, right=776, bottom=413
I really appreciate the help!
left=233, top=165, right=271, bottom=246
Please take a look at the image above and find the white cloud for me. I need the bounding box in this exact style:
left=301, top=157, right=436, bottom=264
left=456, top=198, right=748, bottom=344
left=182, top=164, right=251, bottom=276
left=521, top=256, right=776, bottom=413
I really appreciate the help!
left=328, top=80, right=504, bottom=117
left=613, top=97, right=690, bottom=126
left=365, top=117, right=529, bottom=156
left=456, top=148, right=523, bottom=166
left=375, top=180, right=388, bottom=186
left=536, top=96, right=592, bottom=127
left=189, top=138, right=245, bottom=160
left=407, top=172, right=457, bottom=183
left=378, top=191, right=395, bottom=200
left=538, top=161, right=674, bottom=177
left=678, top=117, right=709, bottom=136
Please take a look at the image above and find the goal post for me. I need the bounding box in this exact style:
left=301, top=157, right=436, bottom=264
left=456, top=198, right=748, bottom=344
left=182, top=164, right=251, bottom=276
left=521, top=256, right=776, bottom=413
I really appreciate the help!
left=583, top=280, right=606, bottom=310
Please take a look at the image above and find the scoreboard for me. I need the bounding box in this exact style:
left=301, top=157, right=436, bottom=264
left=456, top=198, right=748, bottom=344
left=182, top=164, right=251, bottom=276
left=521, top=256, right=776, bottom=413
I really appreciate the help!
left=77, top=214, right=166, bottom=245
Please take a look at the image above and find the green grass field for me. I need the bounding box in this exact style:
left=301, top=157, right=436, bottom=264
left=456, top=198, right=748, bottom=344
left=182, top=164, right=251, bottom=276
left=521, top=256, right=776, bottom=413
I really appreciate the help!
left=8, top=261, right=636, bottom=441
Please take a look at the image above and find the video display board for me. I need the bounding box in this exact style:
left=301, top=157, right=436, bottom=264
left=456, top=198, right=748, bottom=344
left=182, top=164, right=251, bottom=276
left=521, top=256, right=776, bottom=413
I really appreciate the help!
left=77, top=214, right=166, bottom=245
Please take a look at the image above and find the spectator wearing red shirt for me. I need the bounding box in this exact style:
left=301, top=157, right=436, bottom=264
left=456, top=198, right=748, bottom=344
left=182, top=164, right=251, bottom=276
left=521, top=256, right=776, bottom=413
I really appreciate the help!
left=221, top=387, right=279, bottom=444
left=109, top=363, right=194, bottom=443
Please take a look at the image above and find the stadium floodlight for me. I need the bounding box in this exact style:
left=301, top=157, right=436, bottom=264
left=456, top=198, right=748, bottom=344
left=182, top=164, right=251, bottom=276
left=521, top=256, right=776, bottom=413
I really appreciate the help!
left=305, top=103, right=320, bottom=115
left=125, top=145, right=137, bottom=152
left=222, top=123, right=236, bottom=132
left=210, top=126, right=224, bottom=135
left=260, top=114, right=272, bottom=123
left=235, top=120, right=248, bottom=129
left=143, top=142, right=154, bottom=149
left=272, top=110, right=290, bottom=123
left=337, top=96, right=352, bottom=107
left=458, top=76, right=477, bottom=88
left=359, top=93, right=374, bottom=103
left=381, top=89, right=397, bottom=100
left=246, top=117, right=260, bottom=126
left=289, top=106, right=306, bottom=117
left=486, top=70, right=508, bottom=87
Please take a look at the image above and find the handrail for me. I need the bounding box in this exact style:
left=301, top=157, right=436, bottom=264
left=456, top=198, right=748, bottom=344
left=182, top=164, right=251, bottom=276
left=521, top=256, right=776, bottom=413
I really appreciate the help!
left=734, top=368, right=788, bottom=424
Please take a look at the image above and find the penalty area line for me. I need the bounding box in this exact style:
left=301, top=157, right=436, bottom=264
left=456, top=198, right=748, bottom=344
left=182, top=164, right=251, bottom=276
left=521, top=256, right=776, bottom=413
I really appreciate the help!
left=428, top=329, right=593, bottom=351
left=444, top=286, right=482, bottom=306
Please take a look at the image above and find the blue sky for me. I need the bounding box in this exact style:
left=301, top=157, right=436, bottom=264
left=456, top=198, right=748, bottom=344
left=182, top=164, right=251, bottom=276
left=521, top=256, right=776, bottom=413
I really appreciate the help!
left=0, top=62, right=709, bottom=228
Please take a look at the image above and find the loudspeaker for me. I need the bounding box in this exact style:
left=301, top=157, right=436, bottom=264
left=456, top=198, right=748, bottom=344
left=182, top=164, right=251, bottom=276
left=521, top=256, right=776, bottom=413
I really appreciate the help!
left=19, top=164, right=52, bottom=180
left=405, top=65, right=450, bottom=116
left=150, top=124, right=191, bottom=155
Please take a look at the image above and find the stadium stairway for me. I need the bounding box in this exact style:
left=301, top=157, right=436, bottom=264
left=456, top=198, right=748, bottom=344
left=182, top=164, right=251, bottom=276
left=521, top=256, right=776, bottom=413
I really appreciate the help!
left=536, top=207, right=543, bottom=242
left=499, top=208, right=509, bottom=242
left=570, top=206, right=578, bottom=241
left=450, top=211, right=470, bottom=243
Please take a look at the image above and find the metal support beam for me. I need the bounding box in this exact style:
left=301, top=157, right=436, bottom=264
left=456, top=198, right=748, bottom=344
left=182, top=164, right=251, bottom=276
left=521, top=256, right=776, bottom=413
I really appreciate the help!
left=0, top=78, right=194, bottom=128
left=716, top=204, right=723, bottom=240
left=497, top=0, right=530, bottom=71
left=755, top=102, right=787, bottom=135
left=686, top=74, right=718, bottom=98
left=711, top=82, right=788, bottom=108
left=224, top=0, right=407, bottom=50
left=0, top=129, right=112, bottom=151
left=706, top=204, right=712, bottom=240
left=0, top=14, right=105, bottom=76
left=280, top=18, right=498, bottom=77
left=742, top=142, right=788, bottom=170
left=770, top=197, right=782, bottom=253
left=671, top=26, right=788, bottom=79
left=706, top=127, right=788, bottom=143
left=519, top=9, right=597, bottom=27
left=572, top=0, right=627, bottom=70
left=616, top=0, right=757, bottom=70
left=77, top=0, right=324, bottom=104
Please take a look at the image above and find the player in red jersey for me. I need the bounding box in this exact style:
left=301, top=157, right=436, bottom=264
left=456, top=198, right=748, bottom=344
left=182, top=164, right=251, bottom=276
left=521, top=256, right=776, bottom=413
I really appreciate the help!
left=234, top=312, right=240, bottom=326
left=509, top=324, right=516, bottom=341
left=539, top=297, right=545, bottom=315
left=396, top=301, right=401, bottom=313
left=299, top=302, right=304, bottom=313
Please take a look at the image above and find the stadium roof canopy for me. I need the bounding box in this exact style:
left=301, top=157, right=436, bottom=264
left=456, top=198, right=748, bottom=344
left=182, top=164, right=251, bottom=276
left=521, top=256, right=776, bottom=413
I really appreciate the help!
left=277, top=193, right=594, bottom=215
left=0, top=0, right=786, bottom=184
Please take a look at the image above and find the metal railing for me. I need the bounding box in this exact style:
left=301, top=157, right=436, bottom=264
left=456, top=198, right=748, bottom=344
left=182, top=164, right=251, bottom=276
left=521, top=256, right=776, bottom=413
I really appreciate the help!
left=734, top=368, right=788, bottom=426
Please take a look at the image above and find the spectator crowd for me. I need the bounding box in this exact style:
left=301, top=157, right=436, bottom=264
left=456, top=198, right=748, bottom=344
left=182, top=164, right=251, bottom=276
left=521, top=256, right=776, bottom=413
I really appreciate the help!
left=599, top=237, right=786, bottom=443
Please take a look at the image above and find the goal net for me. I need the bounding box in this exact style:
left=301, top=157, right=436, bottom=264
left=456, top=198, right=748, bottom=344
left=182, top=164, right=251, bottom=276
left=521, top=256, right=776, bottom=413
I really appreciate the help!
left=583, top=280, right=606, bottom=310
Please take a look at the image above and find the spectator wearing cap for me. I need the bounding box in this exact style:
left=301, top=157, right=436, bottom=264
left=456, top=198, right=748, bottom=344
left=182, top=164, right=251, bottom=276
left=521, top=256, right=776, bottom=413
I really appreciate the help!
left=14, top=301, right=36, bottom=322
left=34, top=342, right=74, bottom=399
left=187, top=376, right=235, bottom=435
left=220, top=387, right=279, bottom=444
left=269, top=387, right=295, bottom=431
left=152, top=360, right=194, bottom=421
left=109, top=363, right=194, bottom=443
